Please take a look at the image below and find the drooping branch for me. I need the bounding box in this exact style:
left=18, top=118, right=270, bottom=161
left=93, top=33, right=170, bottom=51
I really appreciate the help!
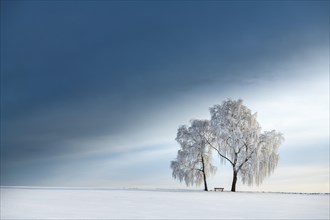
left=237, top=146, right=257, bottom=172
left=237, top=140, right=266, bottom=172
left=204, top=138, right=235, bottom=166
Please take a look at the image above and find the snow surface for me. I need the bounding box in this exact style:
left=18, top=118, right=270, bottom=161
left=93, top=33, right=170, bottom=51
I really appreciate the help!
left=1, top=187, right=329, bottom=219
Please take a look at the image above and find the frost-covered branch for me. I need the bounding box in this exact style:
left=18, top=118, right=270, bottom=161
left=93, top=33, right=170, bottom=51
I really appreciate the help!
left=203, top=137, right=235, bottom=166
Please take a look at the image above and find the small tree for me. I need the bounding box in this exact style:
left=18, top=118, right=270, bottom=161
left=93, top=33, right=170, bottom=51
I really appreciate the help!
left=171, top=120, right=217, bottom=191
left=209, top=99, right=284, bottom=192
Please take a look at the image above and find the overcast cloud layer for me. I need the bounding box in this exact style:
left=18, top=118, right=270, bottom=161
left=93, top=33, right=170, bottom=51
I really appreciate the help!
left=1, top=1, right=329, bottom=192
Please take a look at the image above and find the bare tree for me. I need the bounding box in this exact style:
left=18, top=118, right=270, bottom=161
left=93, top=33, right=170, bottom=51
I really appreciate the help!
left=171, top=120, right=217, bottom=191
left=209, top=99, right=284, bottom=192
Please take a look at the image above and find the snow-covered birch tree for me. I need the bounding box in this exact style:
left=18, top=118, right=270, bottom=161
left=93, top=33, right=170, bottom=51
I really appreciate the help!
left=171, top=120, right=217, bottom=191
left=209, top=99, right=284, bottom=192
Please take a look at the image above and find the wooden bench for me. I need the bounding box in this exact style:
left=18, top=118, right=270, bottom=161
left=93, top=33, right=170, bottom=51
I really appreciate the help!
left=214, top=187, right=224, bottom=192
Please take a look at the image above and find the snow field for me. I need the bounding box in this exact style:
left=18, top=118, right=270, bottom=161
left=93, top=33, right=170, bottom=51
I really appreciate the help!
left=1, top=187, right=329, bottom=219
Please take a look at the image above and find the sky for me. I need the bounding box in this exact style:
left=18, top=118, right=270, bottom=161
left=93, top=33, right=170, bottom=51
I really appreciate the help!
left=1, top=1, right=329, bottom=193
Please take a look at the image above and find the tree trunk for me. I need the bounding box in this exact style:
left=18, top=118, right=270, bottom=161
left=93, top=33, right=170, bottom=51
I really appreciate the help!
left=231, top=170, right=238, bottom=192
left=203, top=171, right=208, bottom=191
left=201, top=155, right=208, bottom=191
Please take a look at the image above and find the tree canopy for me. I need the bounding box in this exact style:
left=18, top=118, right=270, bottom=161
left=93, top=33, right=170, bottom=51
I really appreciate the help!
left=171, top=99, right=284, bottom=192
left=171, top=120, right=217, bottom=191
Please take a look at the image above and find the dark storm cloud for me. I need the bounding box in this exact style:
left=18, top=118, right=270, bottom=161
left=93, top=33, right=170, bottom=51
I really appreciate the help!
left=1, top=1, right=328, bottom=185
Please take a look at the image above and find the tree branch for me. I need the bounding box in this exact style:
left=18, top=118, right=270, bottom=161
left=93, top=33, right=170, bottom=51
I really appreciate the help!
left=204, top=139, right=235, bottom=166
left=194, top=168, right=203, bottom=173
left=237, top=142, right=246, bottom=155
left=225, top=137, right=232, bottom=148
left=237, top=147, right=257, bottom=172
left=237, top=140, right=264, bottom=171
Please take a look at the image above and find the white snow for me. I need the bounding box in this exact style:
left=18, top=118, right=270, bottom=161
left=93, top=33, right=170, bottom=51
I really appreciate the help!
left=1, top=187, right=329, bottom=219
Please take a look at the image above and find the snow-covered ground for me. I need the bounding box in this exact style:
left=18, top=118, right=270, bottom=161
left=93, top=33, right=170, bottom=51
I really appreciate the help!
left=1, top=187, right=329, bottom=219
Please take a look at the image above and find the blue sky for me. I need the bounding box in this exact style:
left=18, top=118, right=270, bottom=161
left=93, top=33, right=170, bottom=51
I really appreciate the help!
left=1, top=1, right=329, bottom=192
